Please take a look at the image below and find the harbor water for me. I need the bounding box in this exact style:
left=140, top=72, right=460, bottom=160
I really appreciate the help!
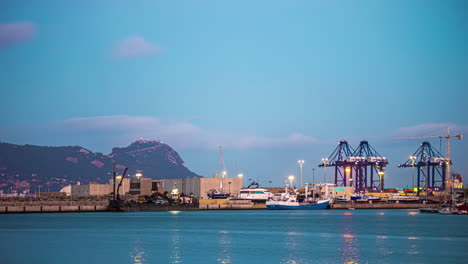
left=0, top=209, right=467, bottom=264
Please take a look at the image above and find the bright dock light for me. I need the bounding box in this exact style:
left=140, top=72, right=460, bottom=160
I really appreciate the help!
left=288, top=175, right=295, bottom=189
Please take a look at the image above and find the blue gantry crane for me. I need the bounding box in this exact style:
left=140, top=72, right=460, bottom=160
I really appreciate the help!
left=350, top=140, right=388, bottom=191
left=398, top=141, right=450, bottom=195
left=318, top=140, right=355, bottom=187
left=319, top=140, right=388, bottom=191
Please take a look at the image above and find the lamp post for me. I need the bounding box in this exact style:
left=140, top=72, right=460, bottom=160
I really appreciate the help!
left=237, top=173, right=243, bottom=197
left=288, top=175, right=295, bottom=191
left=312, top=168, right=316, bottom=184
left=237, top=173, right=243, bottom=188
left=409, top=156, right=416, bottom=188
left=378, top=171, right=384, bottom=191
left=322, top=158, right=328, bottom=183
left=136, top=173, right=142, bottom=180
left=298, top=160, right=304, bottom=188
left=220, top=171, right=227, bottom=193
left=344, top=167, right=351, bottom=187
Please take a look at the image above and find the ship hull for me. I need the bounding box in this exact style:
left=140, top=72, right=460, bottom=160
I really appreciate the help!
left=266, top=200, right=330, bottom=210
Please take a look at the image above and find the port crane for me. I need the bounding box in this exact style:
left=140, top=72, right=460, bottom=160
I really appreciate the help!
left=319, top=140, right=388, bottom=191
left=318, top=140, right=355, bottom=187
left=350, top=141, right=388, bottom=191
left=394, top=127, right=463, bottom=195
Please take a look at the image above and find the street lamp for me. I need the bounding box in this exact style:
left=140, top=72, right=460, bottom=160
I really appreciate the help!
left=237, top=173, right=243, bottom=188
left=378, top=171, right=385, bottom=191
left=136, top=173, right=142, bottom=180
left=322, top=158, right=329, bottom=183
left=288, top=175, right=295, bottom=190
left=345, top=167, right=351, bottom=186
left=221, top=171, right=227, bottom=178
left=298, top=160, right=304, bottom=188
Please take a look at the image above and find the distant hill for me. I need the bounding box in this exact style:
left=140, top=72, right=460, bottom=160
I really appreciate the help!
left=0, top=140, right=202, bottom=193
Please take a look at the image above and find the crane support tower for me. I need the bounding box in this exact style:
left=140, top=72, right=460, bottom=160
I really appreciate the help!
left=398, top=141, right=450, bottom=195
left=318, top=140, right=355, bottom=187
left=350, top=141, right=388, bottom=191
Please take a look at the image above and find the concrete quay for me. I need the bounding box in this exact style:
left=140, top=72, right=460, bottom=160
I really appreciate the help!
left=330, top=203, right=436, bottom=209
left=0, top=205, right=109, bottom=214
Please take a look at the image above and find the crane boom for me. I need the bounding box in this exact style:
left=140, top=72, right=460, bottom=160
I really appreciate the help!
left=392, top=135, right=442, bottom=140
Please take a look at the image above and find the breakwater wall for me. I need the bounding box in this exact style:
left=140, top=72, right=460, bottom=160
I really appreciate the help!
left=0, top=205, right=109, bottom=214
left=199, top=203, right=267, bottom=210
left=331, top=203, right=436, bottom=209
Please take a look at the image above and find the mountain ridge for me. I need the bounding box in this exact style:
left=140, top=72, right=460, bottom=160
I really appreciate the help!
left=0, top=140, right=202, bottom=194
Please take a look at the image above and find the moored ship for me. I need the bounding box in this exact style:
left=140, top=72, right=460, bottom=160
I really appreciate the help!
left=266, top=199, right=330, bottom=210
left=266, top=184, right=330, bottom=210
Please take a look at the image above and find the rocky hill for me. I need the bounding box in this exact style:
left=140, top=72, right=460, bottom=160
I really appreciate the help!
left=0, top=140, right=201, bottom=193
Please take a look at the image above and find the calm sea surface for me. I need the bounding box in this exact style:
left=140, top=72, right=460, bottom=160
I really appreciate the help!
left=0, top=209, right=467, bottom=264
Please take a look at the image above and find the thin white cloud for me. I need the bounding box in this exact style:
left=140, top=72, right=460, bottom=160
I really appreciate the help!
left=55, top=115, right=317, bottom=151
left=0, top=22, right=36, bottom=48
left=111, top=37, right=161, bottom=58
left=394, top=123, right=468, bottom=137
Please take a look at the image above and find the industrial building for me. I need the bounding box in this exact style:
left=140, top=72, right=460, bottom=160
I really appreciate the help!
left=69, top=182, right=114, bottom=196
left=65, top=178, right=164, bottom=197
left=163, top=177, right=242, bottom=199
left=128, top=178, right=164, bottom=196
left=308, top=183, right=355, bottom=200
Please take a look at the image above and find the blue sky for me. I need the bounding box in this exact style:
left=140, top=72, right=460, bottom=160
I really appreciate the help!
left=1, top=0, right=467, bottom=187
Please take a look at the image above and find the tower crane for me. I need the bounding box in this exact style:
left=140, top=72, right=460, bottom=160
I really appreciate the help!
left=393, top=127, right=463, bottom=181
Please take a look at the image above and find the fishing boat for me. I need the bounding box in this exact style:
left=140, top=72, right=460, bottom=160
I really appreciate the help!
left=335, top=195, right=349, bottom=202
left=438, top=207, right=458, bottom=215
left=419, top=208, right=439, bottom=213
left=266, top=199, right=330, bottom=210
left=367, top=195, right=382, bottom=202
left=207, top=189, right=230, bottom=199
left=387, top=193, right=420, bottom=202
left=266, top=184, right=330, bottom=210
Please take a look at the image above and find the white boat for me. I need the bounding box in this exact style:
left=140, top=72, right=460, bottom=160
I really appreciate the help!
left=438, top=207, right=458, bottom=215
left=387, top=193, right=419, bottom=202
left=266, top=185, right=330, bottom=210
left=266, top=199, right=330, bottom=210
left=335, top=195, right=349, bottom=202
left=367, top=195, right=381, bottom=201
left=238, top=188, right=273, bottom=202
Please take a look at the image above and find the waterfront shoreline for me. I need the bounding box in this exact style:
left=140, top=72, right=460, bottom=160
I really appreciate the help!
left=0, top=202, right=443, bottom=214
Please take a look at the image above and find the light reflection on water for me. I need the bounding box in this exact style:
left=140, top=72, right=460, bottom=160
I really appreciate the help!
left=217, top=229, right=232, bottom=264
left=1, top=210, right=467, bottom=264
left=340, top=213, right=361, bottom=264
left=281, top=217, right=308, bottom=264
left=170, top=228, right=183, bottom=264
left=130, top=239, right=146, bottom=264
